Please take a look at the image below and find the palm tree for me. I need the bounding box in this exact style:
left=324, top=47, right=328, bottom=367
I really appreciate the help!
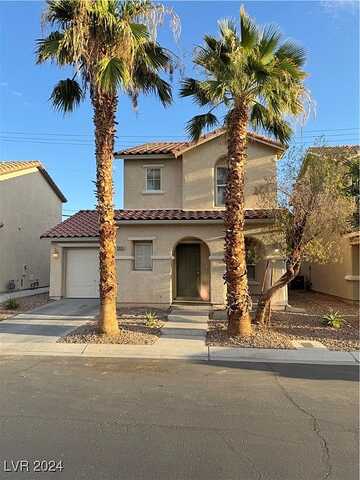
left=37, top=0, right=179, bottom=335
left=180, top=7, right=308, bottom=337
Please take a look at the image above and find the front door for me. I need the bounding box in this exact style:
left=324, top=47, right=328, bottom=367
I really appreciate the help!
left=176, top=243, right=201, bottom=298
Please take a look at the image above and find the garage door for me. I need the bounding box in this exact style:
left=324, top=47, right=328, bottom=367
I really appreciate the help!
left=66, top=248, right=99, bottom=298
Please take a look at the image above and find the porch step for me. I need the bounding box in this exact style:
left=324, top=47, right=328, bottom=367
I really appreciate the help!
left=168, top=309, right=209, bottom=322
left=161, top=325, right=207, bottom=338
left=168, top=314, right=209, bottom=323
left=162, top=309, right=208, bottom=339
left=171, top=301, right=211, bottom=308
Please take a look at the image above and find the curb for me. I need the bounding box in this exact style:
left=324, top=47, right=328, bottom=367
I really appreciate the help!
left=0, top=342, right=358, bottom=365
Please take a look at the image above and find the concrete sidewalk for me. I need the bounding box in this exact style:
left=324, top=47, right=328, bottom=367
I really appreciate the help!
left=0, top=340, right=358, bottom=365
left=0, top=299, right=98, bottom=343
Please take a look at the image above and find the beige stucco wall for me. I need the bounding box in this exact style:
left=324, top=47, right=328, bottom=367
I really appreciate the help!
left=115, top=221, right=287, bottom=307
left=0, top=169, right=63, bottom=293
left=116, top=223, right=226, bottom=306
left=182, top=135, right=277, bottom=210
left=124, top=157, right=183, bottom=209
left=301, top=234, right=359, bottom=302
left=49, top=223, right=288, bottom=308
left=123, top=135, right=278, bottom=211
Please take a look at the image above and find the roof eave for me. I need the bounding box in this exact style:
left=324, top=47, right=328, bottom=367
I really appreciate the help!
left=38, top=167, right=67, bottom=203
left=114, top=218, right=274, bottom=225
left=116, top=153, right=176, bottom=160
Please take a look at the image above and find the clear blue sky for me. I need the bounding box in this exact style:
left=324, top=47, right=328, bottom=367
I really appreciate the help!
left=0, top=1, right=359, bottom=215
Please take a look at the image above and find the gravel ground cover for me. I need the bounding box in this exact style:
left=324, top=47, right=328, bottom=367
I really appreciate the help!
left=0, top=293, right=51, bottom=320
left=59, top=307, right=168, bottom=345
left=207, top=291, right=359, bottom=351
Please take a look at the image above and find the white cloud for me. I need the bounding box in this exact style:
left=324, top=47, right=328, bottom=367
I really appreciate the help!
left=320, top=0, right=358, bottom=17
left=11, top=90, right=23, bottom=97
left=0, top=81, right=8, bottom=87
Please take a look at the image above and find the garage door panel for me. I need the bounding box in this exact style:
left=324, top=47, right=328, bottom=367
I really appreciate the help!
left=66, top=249, right=99, bottom=298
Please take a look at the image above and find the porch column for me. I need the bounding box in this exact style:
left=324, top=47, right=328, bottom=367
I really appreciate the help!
left=49, top=243, right=64, bottom=300
left=266, top=255, right=288, bottom=310
left=209, top=256, right=226, bottom=306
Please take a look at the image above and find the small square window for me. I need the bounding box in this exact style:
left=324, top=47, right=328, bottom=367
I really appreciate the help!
left=134, top=241, right=153, bottom=271
left=145, top=167, right=161, bottom=192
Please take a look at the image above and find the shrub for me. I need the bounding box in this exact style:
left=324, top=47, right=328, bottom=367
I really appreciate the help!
left=4, top=298, right=19, bottom=310
left=322, top=311, right=344, bottom=329
left=145, top=311, right=160, bottom=328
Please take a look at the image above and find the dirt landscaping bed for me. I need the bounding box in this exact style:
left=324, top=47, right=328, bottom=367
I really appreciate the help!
left=59, top=307, right=168, bottom=345
left=207, top=291, right=359, bottom=351
left=0, top=293, right=51, bottom=320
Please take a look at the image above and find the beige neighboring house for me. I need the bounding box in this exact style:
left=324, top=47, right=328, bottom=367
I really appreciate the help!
left=43, top=129, right=288, bottom=308
left=0, top=161, right=66, bottom=293
left=300, top=145, right=360, bottom=303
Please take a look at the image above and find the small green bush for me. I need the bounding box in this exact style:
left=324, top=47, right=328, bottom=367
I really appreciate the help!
left=322, top=311, right=344, bottom=329
left=4, top=298, right=19, bottom=310
left=145, top=311, right=160, bottom=328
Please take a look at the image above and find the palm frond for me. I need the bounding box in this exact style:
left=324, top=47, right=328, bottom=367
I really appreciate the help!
left=44, top=0, right=76, bottom=27
left=50, top=78, right=84, bottom=113
left=259, top=25, right=281, bottom=64
left=180, top=78, right=211, bottom=106
left=250, top=103, right=292, bottom=143
left=239, top=6, right=259, bottom=49
left=97, top=57, right=130, bottom=92
left=132, top=66, right=172, bottom=107
left=275, top=41, right=306, bottom=67
left=185, top=112, right=219, bottom=142
left=140, top=42, right=172, bottom=71
left=36, top=31, right=64, bottom=64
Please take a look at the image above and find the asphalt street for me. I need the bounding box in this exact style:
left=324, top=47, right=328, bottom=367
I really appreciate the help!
left=0, top=357, right=358, bottom=480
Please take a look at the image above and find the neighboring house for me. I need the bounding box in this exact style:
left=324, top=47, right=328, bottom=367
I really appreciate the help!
left=43, top=129, right=288, bottom=308
left=0, top=161, right=66, bottom=293
left=300, top=145, right=360, bottom=303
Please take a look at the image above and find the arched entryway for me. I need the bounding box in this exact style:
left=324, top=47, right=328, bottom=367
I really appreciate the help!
left=172, top=238, right=210, bottom=302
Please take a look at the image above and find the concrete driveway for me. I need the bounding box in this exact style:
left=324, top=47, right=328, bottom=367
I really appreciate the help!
left=0, top=299, right=99, bottom=343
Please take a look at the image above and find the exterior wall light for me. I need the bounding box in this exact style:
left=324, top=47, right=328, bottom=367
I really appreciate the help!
left=52, top=248, right=59, bottom=259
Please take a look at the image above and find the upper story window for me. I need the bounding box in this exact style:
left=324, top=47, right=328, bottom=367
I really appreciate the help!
left=144, top=165, right=163, bottom=193
left=215, top=166, right=228, bottom=206
left=245, top=240, right=256, bottom=281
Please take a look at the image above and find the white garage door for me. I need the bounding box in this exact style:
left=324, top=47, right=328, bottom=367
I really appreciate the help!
left=66, top=248, right=99, bottom=298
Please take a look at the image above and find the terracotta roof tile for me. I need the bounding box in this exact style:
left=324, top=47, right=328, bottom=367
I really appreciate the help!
left=0, top=160, right=42, bottom=175
left=117, top=129, right=285, bottom=157
left=41, top=209, right=276, bottom=238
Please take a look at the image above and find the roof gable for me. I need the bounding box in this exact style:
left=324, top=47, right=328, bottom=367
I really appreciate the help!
left=0, top=161, right=67, bottom=202
left=117, top=129, right=285, bottom=158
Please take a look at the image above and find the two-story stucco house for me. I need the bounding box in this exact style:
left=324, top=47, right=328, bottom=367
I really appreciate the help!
left=43, top=129, right=288, bottom=309
left=0, top=161, right=66, bottom=293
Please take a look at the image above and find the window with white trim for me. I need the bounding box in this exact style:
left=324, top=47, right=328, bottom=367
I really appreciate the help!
left=145, top=167, right=162, bottom=192
left=245, top=238, right=257, bottom=281
left=134, top=241, right=153, bottom=271
left=215, top=166, right=228, bottom=206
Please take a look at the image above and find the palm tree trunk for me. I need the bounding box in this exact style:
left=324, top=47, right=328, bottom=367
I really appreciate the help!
left=92, top=88, right=119, bottom=335
left=225, top=104, right=252, bottom=337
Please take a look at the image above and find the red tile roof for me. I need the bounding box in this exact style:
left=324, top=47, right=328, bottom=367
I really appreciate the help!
left=42, top=209, right=276, bottom=238
left=117, top=128, right=285, bottom=157
left=0, top=161, right=67, bottom=202
left=0, top=160, right=41, bottom=175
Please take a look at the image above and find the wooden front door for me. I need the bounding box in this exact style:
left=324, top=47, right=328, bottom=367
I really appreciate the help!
left=176, top=244, right=201, bottom=298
